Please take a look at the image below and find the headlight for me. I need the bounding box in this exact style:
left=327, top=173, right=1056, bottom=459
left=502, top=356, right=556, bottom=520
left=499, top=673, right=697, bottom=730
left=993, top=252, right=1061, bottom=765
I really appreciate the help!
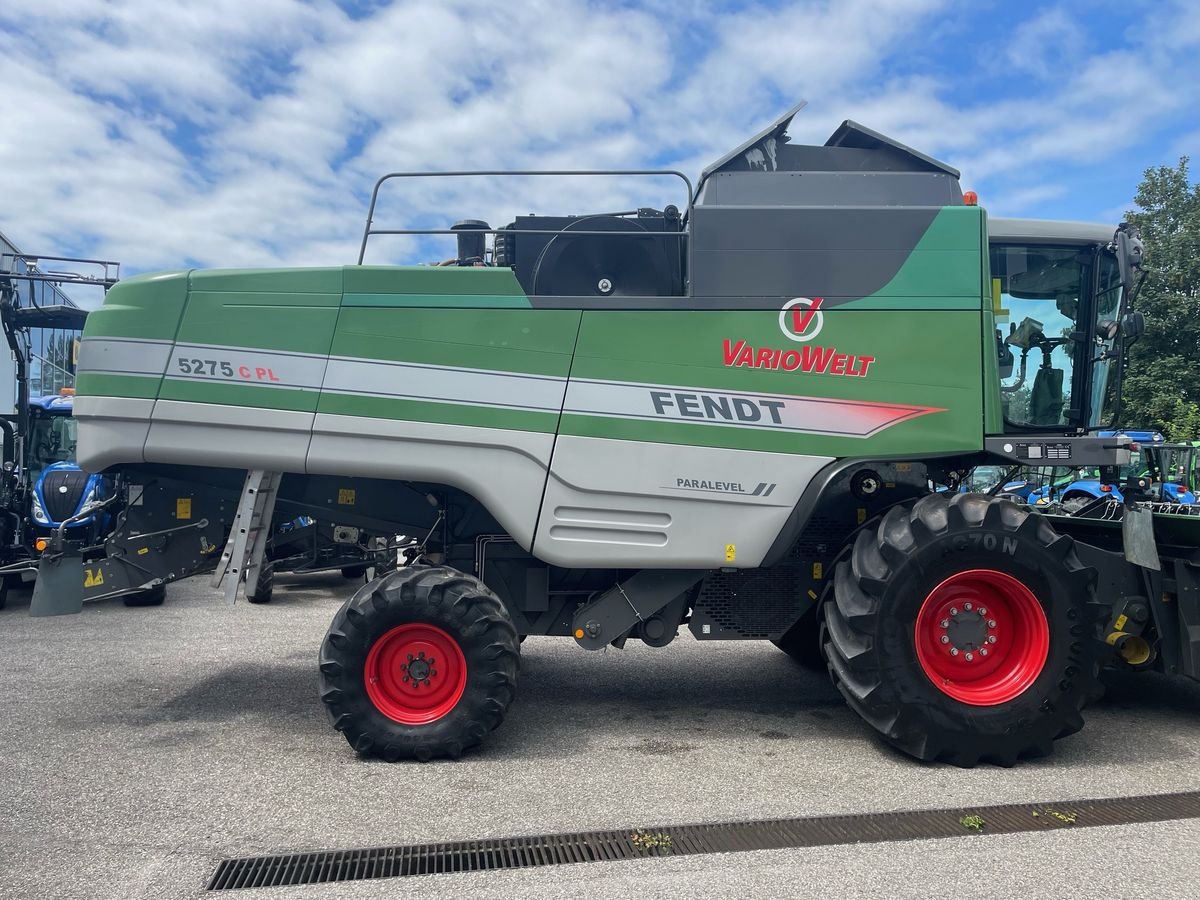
left=31, top=492, right=48, bottom=524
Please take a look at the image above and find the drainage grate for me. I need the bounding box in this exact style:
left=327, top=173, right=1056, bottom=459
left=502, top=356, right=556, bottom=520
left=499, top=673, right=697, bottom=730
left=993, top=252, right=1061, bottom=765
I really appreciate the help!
left=207, top=789, right=1200, bottom=891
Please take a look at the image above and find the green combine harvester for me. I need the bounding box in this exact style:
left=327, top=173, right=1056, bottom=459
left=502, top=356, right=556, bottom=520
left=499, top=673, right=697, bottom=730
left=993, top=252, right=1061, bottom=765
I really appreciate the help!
left=34, top=102, right=1198, bottom=766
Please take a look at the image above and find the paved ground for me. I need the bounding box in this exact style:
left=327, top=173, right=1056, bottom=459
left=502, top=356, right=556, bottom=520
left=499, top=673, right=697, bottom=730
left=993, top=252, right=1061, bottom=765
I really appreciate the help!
left=2, top=573, right=1199, bottom=899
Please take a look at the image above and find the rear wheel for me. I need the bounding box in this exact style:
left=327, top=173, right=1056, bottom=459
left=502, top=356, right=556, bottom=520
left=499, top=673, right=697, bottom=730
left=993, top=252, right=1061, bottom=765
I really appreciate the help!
left=824, top=492, right=1104, bottom=767
left=319, top=564, right=519, bottom=761
left=246, top=562, right=274, bottom=604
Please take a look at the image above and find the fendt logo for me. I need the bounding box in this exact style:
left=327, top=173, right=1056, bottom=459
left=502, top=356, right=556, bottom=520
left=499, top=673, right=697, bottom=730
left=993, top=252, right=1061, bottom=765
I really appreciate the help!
left=778, top=297, right=824, bottom=342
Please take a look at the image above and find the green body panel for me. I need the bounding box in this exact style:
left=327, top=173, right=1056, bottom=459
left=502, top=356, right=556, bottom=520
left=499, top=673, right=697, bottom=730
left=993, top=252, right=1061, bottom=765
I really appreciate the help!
left=79, top=205, right=990, bottom=456
left=343, top=266, right=529, bottom=299
left=836, top=207, right=983, bottom=308
left=326, top=307, right=580, bottom=375
left=160, top=380, right=317, bottom=413
left=75, top=372, right=160, bottom=401
left=175, top=290, right=341, bottom=354
left=75, top=271, right=189, bottom=400
left=78, top=271, right=191, bottom=340
left=563, top=308, right=982, bottom=455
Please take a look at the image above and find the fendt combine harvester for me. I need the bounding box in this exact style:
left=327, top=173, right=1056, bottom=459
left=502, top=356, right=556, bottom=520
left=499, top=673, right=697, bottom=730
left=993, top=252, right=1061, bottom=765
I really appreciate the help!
left=34, top=103, right=1199, bottom=766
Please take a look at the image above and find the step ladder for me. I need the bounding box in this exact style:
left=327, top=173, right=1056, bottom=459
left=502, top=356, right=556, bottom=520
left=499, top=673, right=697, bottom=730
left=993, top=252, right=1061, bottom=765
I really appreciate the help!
left=212, top=470, right=282, bottom=602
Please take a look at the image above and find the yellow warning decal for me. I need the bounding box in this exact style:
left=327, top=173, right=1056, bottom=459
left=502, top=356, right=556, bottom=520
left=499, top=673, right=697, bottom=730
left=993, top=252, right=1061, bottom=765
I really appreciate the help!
left=84, top=568, right=104, bottom=588
left=812, top=561, right=823, bottom=580
left=856, top=508, right=867, bottom=525
left=338, top=488, right=356, bottom=505
left=176, top=497, right=192, bottom=519
left=1113, top=613, right=1128, bottom=631
left=724, top=544, right=736, bottom=562
left=137, top=547, right=149, bottom=556
left=807, top=589, right=818, bottom=600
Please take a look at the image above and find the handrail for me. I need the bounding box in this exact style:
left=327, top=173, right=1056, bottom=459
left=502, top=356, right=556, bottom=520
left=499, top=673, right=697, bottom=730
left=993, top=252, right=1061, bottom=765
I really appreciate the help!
left=356, top=169, right=695, bottom=294
left=0, top=253, right=121, bottom=290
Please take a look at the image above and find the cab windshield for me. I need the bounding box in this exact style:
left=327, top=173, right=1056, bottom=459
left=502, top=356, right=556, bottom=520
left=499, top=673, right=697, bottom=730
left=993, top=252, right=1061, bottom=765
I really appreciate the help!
left=990, top=243, right=1121, bottom=430
left=27, top=412, right=77, bottom=479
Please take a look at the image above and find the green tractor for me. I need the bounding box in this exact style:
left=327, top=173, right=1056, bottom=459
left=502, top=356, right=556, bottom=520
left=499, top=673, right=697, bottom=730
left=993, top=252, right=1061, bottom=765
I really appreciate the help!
left=36, top=102, right=1194, bottom=767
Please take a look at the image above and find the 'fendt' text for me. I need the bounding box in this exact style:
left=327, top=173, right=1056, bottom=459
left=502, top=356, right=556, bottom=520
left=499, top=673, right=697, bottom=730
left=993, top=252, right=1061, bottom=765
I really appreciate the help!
left=651, top=390, right=784, bottom=424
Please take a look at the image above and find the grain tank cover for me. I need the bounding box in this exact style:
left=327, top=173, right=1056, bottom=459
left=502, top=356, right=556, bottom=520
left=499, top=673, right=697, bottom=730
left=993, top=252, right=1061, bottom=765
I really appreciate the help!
left=698, top=102, right=963, bottom=207
left=689, top=102, right=973, bottom=301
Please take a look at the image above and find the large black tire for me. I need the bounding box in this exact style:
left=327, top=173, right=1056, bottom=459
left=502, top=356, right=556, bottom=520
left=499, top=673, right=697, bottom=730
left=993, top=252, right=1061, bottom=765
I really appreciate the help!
left=246, top=562, right=274, bottom=604
left=824, top=492, right=1105, bottom=767
left=123, top=583, right=166, bottom=607
left=319, top=565, right=519, bottom=761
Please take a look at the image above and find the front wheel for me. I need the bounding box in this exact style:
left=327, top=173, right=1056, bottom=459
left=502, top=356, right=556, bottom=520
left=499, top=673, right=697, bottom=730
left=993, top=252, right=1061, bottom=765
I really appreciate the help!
left=319, top=565, right=520, bottom=761
left=824, top=492, right=1105, bottom=767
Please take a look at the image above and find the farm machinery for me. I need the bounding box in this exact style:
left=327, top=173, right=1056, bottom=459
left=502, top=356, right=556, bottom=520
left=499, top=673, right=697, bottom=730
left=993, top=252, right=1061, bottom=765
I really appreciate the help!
left=32, top=101, right=1199, bottom=766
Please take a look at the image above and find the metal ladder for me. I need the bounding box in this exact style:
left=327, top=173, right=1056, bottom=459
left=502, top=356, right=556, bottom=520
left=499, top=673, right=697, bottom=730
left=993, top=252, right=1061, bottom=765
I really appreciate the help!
left=211, top=470, right=282, bottom=601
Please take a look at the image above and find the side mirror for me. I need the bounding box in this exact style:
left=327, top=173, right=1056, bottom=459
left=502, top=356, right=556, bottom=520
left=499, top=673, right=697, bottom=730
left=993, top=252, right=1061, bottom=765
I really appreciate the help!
left=1112, top=223, right=1145, bottom=289
left=1121, top=310, right=1145, bottom=341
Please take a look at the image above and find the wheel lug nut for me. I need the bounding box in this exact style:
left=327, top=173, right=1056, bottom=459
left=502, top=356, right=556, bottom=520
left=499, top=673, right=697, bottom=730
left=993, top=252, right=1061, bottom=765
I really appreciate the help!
left=965, top=652, right=974, bottom=661
left=418, top=651, right=426, bottom=659
left=403, top=676, right=410, bottom=683
left=429, top=658, right=435, bottom=665
left=431, top=669, right=437, bottom=676
left=987, top=635, right=997, bottom=644
left=940, top=619, right=949, bottom=628
left=950, top=607, right=958, bottom=616
left=950, top=648, right=959, bottom=656
left=980, top=648, right=988, bottom=657
left=407, top=654, right=414, bottom=662
left=964, top=602, right=973, bottom=611
left=424, top=679, right=431, bottom=687
left=988, top=619, right=997, bottom=628
left=978, top=607, right=987, bottom=616
left=940, top=635, right=950, bottom=644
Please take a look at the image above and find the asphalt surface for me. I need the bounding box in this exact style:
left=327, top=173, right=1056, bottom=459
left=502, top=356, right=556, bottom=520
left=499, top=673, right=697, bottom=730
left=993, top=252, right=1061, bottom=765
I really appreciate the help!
left=2, top=572, right=1200, bottom=899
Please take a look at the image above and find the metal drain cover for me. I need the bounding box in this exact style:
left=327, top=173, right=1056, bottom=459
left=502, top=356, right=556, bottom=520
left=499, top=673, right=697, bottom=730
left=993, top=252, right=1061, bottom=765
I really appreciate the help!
left=208, top=789, right=1200, bottom=891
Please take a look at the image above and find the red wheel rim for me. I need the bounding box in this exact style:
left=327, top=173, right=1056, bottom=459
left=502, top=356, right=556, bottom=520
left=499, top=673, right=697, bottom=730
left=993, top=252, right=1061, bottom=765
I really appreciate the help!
left=364, top=624, right=467, bottom=724
left=914, top=569, right=1049, bottom=706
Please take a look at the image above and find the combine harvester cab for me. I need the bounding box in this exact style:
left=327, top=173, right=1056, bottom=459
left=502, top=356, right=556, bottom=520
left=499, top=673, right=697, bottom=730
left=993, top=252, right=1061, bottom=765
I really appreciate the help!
left=41, top=101, right=1199, bottom=766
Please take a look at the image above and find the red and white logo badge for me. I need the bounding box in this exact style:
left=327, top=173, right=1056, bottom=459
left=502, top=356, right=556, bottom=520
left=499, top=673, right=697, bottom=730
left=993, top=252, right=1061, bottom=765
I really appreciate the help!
left=778, top=297, right=824, bottom=342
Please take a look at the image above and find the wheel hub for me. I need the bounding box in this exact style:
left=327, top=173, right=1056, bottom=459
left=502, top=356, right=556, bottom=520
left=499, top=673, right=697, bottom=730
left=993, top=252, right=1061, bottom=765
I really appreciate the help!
left=941, top=605, right=993, bottom=657
left=364, top=624, right=467, bottom=725
left=914, top=569, right=1049, bottom=706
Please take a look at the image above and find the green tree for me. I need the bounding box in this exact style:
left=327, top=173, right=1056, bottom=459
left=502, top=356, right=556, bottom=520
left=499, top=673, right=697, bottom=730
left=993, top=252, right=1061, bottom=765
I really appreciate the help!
left=1120, top=158, right=1200, bottom=440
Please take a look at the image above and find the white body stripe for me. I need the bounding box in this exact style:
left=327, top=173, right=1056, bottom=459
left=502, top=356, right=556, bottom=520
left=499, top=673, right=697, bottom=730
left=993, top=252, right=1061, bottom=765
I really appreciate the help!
left=77, top=337, right=172, bottom=377
left=322, top=358, right=565, bottom=412
left=82, top=337, right=938, bottom=438
left=563, top=377, right=937, bottom=438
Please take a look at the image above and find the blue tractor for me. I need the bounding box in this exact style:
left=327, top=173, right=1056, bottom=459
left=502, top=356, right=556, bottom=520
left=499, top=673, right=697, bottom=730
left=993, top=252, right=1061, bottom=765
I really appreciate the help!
left=0, top=252, right=165, bottom=608
left=27, top=392, right=108, bottom=538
